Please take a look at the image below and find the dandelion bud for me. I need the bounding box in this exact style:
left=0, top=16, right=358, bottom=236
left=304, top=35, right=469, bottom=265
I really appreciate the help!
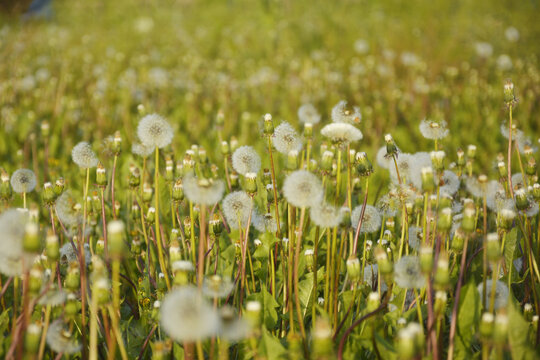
left=396, top=323, right=423, bottom=360
left=515, top=188, right=529, bottom=211
left=183, top=218, right=192, bottom=238
left=172, top=179, right=184, bottom=201
left=486, top=233, right=501, bottom=262
left=25, top=323, right=41, bottom=354
left=462, top=205, right=476, bottom=233
left=437, top=207, right=452, bottom=232
left=230, top=172, right=239, bottom=188
left=23, top=222, right=40, bottom=253
left=95, top=163, right=107, bottom=187
left=209, top=214, right=222, bottom=237
left=305, top=249, right=315, bottom=272
left=131, top=203, right=140, bottom=220
left=451, top=227, right=466, bottom=252
left=0, top=170, right=11, bottom=200
left=346, top=256, right=361, bottom=281
left=367, top=292, right=380, bottom=312
left=41, top=120, right=50, bottom=136
left=108, top=220, right=125, bottom=259
left=244, top=172, right=258, bottom=194
left=525, top=157, right=537, bottom=176
left=355, top=152, right=373, bottom=176
left=421, top=167, right=435, bottom=192
left=142, top=183, right=153, bottom=203
left=65, top=263, right=80, bottom=291
left=263, top=113, right=274, bottom=136
left=479, top=312, right=494, bottom=338
left=287, top=150, right=299, bottom=170
left=266, top=183, right=275, bottom=203
left=304, top=122, right=313, bottom=137
left=281, top=238, right=289, bottom=252
left=523, top=303, right=533, bottom=322
left=171, top=260, right=194, bottom=286
left=384, top=134, right=398, bottom=157
left=434, top=252, right=449, bottom=289
left=467, top=145, right=477, bottom=159
left=532, top=183, right=540, bottom=201
left=63, top=293, right=80, bottom=319
left=308, top=159, right=317, bottom=172
left=246, top=300, right=262, bottom=328
left=53, top=177, right=65, bottom=197
left=312, top=317, right=334, bottom=358
left=42, top=182, right=55, bottom=204
left=430, top=151, right=445, bottom=172
left=262, top=169, right=272, bottom=185
left=29, top=265, right=43, bottom=294
left=374, top=246, right=392, bottom=276
left=93, top=277, right=110, bottom=305
left=434, top=291, right=447, bottom=316
left=456, top=148, right=465, bottom=168
left=321, top=151, right=334, bottom=172
left=46, top=231, right=59, bottom=261
left=503, top=79, right=515, bottom=104
left=493, top=313, right=508, bottom=342
left=165, top=158, right=174, bottom=182
left=146, top=207, right=156, bottom=224
left=494, top=163, right=506, bottom=183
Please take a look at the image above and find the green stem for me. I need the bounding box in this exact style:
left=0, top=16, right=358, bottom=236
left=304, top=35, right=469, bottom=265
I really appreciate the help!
left=154, top=147, right=171, bottom=290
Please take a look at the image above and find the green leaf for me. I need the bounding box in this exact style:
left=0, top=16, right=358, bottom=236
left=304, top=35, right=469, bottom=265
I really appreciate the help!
left=248, top=287, right=280, bottom=330
left=508, top=298, right=537, bottom=360
left=298, top=267, right=325, bottom=317
left=504, top=228, right=518, bottom=273
left=454, top=282, right=481, bottom=359
left=259, top=327, right=287, bottom=360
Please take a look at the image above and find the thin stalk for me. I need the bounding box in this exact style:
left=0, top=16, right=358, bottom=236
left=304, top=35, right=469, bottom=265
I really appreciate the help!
left=197, top=204, right=207, bottom=287
left=267, top=136, right=281, bottom=237
left=293, top=207, right=307, bottom=340
left=154, top=147, right=171, bottom=290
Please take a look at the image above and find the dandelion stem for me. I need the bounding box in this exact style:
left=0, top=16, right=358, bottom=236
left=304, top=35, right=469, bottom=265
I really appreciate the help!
left=154, top=147, right=171, bottom=290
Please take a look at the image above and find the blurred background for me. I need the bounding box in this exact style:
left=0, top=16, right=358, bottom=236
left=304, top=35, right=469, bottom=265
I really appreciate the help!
left=1, top=0, right=539, bottom=171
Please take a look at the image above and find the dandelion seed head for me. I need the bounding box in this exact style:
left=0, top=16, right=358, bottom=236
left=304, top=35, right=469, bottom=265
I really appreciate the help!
left=10, top=169, right=37, bottom=193
left=331, top=100, right=361, bottom=125
left=376, top=146, right=391, bottom=169
left=131, top=142, right=154, bottom=157
left=46, top=319, right=81, bottom=354
left=0, top=208, right=29, bottom=258
left=202, top=275, right=235, bottom=299
left=321, top=123, right=363, bottom=146
left=310, top=201, right=343, bottom=228
left=137, top=113, right=173, bottom=149
left=38, top=287, right=67, bottom=307
left=283, top=170, right=323, bottom=208
left=59, top=243, right=91, bottom=266
left=505, top=26, right=520, bottom=42
left=351, top=204, right=382, bottom=234
left=408, top=152, right=433, bottom=189
left=160, top=286, right=220, bottom=342
left=222, top=191, right=252, bottom=229
left=183, top=175, right=225, bottom=206
left=218, top=306, right=251, bottom=342
left=408, top=226, right=422, bottom=250
left=72, top=142, right=98, bottom=169
left=419, top=119, right=449, bottom=140
left=272, top=122, right=302, bottom=155
left=394, top=255, right=426, bottom=289
left=232, top=146, right=261, bottom=175
left=252, top=212, right=277, bottom=233
left=298, top=103, right=321, bottom=124
left=439, top=170, right=460, bottom=197
left=478, top=280, right=509, bottom=310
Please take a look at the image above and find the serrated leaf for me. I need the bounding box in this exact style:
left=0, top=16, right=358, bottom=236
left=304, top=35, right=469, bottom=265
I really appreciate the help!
left=508, top=298, right=537, bottom=360
left=504, top=228, right=518, bottom=273
left=259, top=327, right=287, bottom=360
left=298, top=267, right=325, bottom=317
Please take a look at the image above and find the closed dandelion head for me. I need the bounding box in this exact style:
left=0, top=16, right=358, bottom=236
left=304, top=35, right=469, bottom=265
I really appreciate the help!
left=10, top=169, right=37, bottom=193
left=394, top=255, right=426, bottom=289
left=331, top=100, right=361, bottom=124
left=352, top=204, right=382, bottom=234
left=72, top=142, right=98, bottom=169
left=46, top=319, right=81, bottom=354
left=419, top=119, right=449, bottom=140
left=298, top=103, right=321, bottom=124
left=283, top=170, right=323, bottom=208
left=232, top=146, right=261, bottom=175
left=183, top=175, right=225, bottom=206
left=222, top=191, right=252, bottom=229
left=478, top=280, right=509, bottom=310
left=320, top=123, right=363, bottom=146
left=160, top=286, right=220, bottom=342
left=310, top=201, right=343, bottom=228
left=272, top=122, right=302, bottom=155
left=202, top=275, right=235, bottom=298
left=137, top=113, right=173, bottom=149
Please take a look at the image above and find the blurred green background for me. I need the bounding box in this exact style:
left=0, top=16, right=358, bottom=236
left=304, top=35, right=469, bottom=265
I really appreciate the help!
left=1, top=0, right=539, bottom=173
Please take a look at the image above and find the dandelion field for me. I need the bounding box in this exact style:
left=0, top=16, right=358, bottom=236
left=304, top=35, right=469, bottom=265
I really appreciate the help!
left=1, top=0, right=540, bottom=359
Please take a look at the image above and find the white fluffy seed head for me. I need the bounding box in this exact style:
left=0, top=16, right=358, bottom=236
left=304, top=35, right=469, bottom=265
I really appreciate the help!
left=298, top=103, right=321, bottom=124
left=222, top=191, right=252, bottom=229
left=272, top=122, right=302, bottom=155
left=321, top=123, right=363, bottom=146
left=137, top=113, right=173, bottom=149
left=478, top=280, right=509, bottom=310
left=419, top=119, right=449, bottom=140
left=10, top=169, right=37, bottom=193
left=283, top=170, right=323, bottom=208
left=72, top=142, right=98, bottom=169
left=331, top=100, right=361, bottom=124
left=183, top=175, right=225, bottom=206
left=394, top=255, right=426, bottom=289
left=160, top=286, right=220, bottom=342
left=351, top=205, right=382, bottom=234
left=310, top=201, right=343, bottom=228
left=232, top=146, right=261, bottom=175
left=46, top=320, right=82, bottom=354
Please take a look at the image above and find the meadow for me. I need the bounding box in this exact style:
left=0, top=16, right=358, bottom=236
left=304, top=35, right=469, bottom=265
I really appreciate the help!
left=0, top=0, right=540, bottom=359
